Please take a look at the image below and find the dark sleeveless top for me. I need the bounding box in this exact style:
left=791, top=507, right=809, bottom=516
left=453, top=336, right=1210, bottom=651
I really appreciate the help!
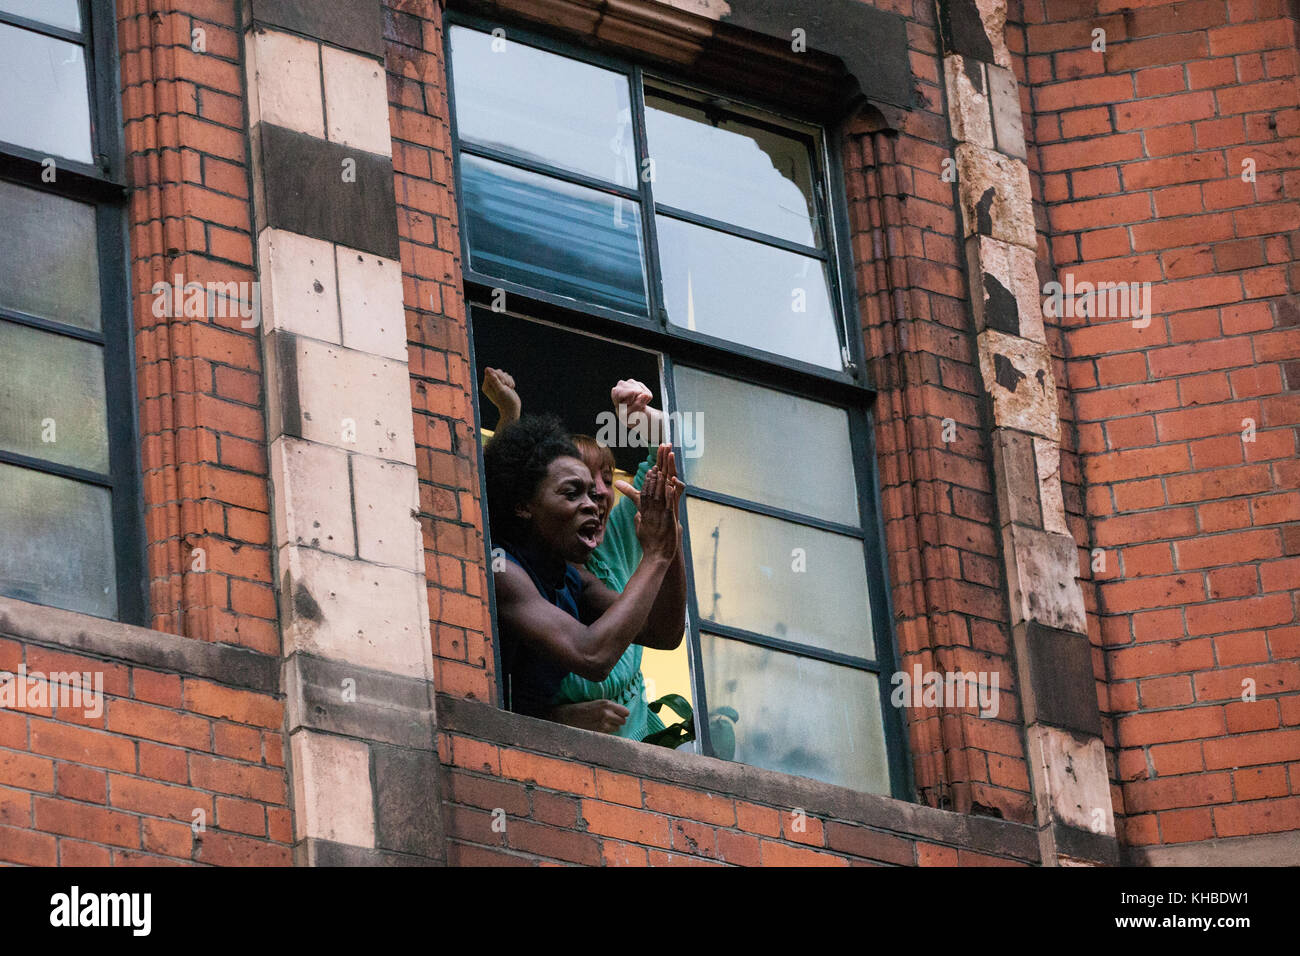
left=499, top=540, right=585, bottom=718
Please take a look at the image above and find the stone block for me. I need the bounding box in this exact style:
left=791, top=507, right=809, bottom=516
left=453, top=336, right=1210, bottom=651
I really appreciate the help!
left=944, top=54, right=993, bottom=149
left=988, top=64, right=1026, bottom=159
left=1002, top=524, right=1087, bottom=634
left=977, top=329, right=1059, bottom=440
left=285, top=336, right=417, bottom=463
left=283, top=653, right=436, bottom=750
left=372, top=744, right=444, bottom=859
left=279, top=545, right=432, bottom=680
left=245, top=0, right=386, bottom=59
left=258, top=229, right=340, bottom=344
left=290, top=729, right=374, bottom=846
left=321, top=46, right=393, bottom=157
left=271, top=436, right=355, bottom=557
left=939, top=0, right=1012, bottom=69
left=336, top=246, right=408, bottom=361
left=1033, top=437, right=1068, bottom=535
left=965, top=235, right=1045, bottom=343
left=991, top=428, right=1042, bottom=529
left=1025, top=724, right=1114, bottom=836
left=245, top=28, right=323, bottom=138
left=1013, top=621, right=1102, bottom=737
left=955, top=142, right=1035, bottom=250
left=254, top=124, right=400, bottom=259
left=352, top=456, right=422, bottom=571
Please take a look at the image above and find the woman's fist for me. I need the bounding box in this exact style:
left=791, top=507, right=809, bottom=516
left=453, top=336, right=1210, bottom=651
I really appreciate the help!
left=481, top=367, right=521, bottom=428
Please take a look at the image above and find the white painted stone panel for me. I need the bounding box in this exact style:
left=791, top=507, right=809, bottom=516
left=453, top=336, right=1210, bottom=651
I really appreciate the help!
left=289, top=338, right=417, bottom=464
left=352, top=456, right=423, bottom=571
left=271, top=436, right=355, bottom=557
left=336, top=246, right=408, bottom=361
left=258, top=229, right=341, bottom=344
left=321, top=46, right=392, bottom=156
left=290, top=730, right=374, bottom=846
left=280, top=545, right=432, bottom=680
left=246, top=30, right=324, bottom=138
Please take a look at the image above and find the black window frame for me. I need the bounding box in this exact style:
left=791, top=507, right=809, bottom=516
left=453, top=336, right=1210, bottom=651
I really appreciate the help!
left=0, top=0, right=145, bottom=625
left=445, top=10, right=912, bottom=801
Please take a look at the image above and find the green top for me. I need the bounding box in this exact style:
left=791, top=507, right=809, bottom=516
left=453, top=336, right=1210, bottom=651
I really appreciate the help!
left=553, top=448, right=666, bottom=741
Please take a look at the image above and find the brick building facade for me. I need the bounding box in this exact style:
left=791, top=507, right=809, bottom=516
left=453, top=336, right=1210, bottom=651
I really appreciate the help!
left=0, top=0, right=1295, bottom=866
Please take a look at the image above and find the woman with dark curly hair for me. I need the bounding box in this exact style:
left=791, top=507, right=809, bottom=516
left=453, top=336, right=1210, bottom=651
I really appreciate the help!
left=483, top=414, right=686, bottom=721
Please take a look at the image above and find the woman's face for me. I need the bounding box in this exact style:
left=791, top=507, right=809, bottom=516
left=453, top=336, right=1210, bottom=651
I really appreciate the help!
left=580, top=450, right=614, bottom=545
left=519, top=456, right=603, bottom=562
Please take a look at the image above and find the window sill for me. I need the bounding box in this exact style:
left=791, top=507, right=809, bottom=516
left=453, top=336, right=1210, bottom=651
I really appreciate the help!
left=436, top=693, right=1041, bottom=864
left=0, top=595, right=279, bottom=694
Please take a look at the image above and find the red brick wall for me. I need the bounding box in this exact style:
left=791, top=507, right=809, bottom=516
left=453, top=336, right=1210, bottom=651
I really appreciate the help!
left=0, top=637, right=290, bottom=865
left=120, top=0, right=277, bottom=651
left=1015, top=0, right=1300, bottom=849
left=437, top=715, right=1034, bottom=866
left=384, top=0, right=497, bottom=706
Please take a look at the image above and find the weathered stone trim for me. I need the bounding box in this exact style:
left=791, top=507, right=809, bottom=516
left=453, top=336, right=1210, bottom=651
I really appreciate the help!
left=938, top=0, right=1116, bottom=865
left=251, top=124, right=400, bottom=259
left=294, top=837, right=436, bottom=866
left=245, top=16, right=443, bottom=864
left=438, top=694, right=1041, bottom=863
left=244, top=0, right=387, bottom=59
left=283, top=652, right=437, bottom=750
left=1126, top=831, right=1300, bottom=868
left=0, top=596, right=278, bottom=693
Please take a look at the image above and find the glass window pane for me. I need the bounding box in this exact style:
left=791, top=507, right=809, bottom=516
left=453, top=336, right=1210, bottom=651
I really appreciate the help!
left=463, top=154, right=648, bottom=315
left=0, top=320, right=109, bottom=472
left=450, top=25, right=635, bottom=186
left=657, top=216, right=841, bottom=370
left=673, top=365, right=860, bottom=526
left=686, top=498, right=874, bottom=659
left=646, top=93, right=819, bottom=247
left=0, top=462, right=116, bottom=619
left=0, top=0, right=81, bottom=31
left=702, top=634, right=889, bottom=793
left=0, top=23, right=93, bottom=163
left=0, top=180, right=101, bottom=331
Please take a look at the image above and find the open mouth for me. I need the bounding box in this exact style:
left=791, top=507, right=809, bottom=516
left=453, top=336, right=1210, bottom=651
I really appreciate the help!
left=576, top=519, right=602, bottom=550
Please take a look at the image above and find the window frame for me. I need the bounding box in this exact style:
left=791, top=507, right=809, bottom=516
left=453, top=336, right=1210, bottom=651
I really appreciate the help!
left=446, top=10, right=912, bottom=801
left=0, top=0, right=145, bottom=624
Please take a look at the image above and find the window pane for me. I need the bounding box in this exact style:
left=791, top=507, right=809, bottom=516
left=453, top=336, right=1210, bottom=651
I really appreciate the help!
left=450, top=25, right=635, bottom=186
left=463, top=154, right=648, bottom=315
left=702, top=634, right=889, bottom=793
left=0, top=180, right=101, bottom=330
left=0, top=320, right=109, bottom=472
left=646, top=93, right=819, bottom=247
left=657, top=216, right=841, bottom=369
left=686, top=498, right=874, bottom=659
left=673, top=365, right=860, bottom=526
left=0, top=23, right=92, bottom=163
left=0, top=462, right=116, bottom=619
left=0, top=0, right=81, bottom=31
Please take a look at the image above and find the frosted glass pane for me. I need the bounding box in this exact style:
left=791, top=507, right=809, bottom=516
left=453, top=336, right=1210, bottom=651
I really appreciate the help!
left=0, top=462, right=116, bottom=618
left=646, top=93, right=819, bottom=247
left=703, top=634, right=889, bottom=793
left=0, top=320, right=109, bottom=472
left=686, top=498, right=874, bottom=659
left=673, top=365, right=859, bottom=526
left=0, top=23, right=93, bottom=163
left=0, top=170, right=102, bottom=332
left=658, top=216, right=841, bottom=369
left=462, top=153, right=648, bottom=315
left=450, top=25, right=635, bottom=186
left=0, top=0, right=81, bottom=31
